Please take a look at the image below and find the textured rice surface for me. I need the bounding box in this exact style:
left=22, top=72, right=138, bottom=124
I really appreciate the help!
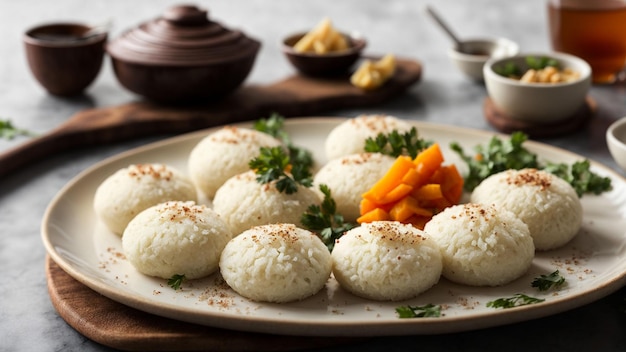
left=470, top=168, right=583, bottom=251
left=424, top=203, right=534, bottom=287
left=313, top=152, right=395, bottom=222
left=93, top=163, right=197, bottom=235
left=212, top=170, right=322, bottom=236
left=324, top=114, right=412, bottom=160
left=122, top=201, right=233, bottom=279
left=331, top=221, right=442, bottom=301
left=188, top=126, right=281, bottom=199
left=219, top=223, right=332, bottom=303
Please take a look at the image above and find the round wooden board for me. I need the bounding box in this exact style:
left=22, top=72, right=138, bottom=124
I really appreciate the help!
left=46, top=256, right=364, bottom=351
left=483, top=97, right=595, bottom=138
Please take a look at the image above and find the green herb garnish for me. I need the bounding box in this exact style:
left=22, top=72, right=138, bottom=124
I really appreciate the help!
left=451, top=131, right=612, bottom=196
left=526, top=56, right=559, bottom=70
left=531, top=270, right=566, bottom=291
left=249, top=146, right=313, bottom=194
left=254, top=113, right=314, bottom=172
left=364, top=127, right=431, bottom=158
left=543, top=160, right=612, bottom=197
left=451, top=131, right=538, bottom=192
left=168, top=274, right=186, bottom=290
left=396, top=304, right=442, bottom=318
left=301, top=184, right=356, bottom=251
left=494, top=56, right=559, bottom=78
left=0, top=119, right=36, bottom=140
left=486, top=293, right=545, bottom=309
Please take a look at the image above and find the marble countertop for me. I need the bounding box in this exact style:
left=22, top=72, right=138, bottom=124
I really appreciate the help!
left=2, top=0, right=626, bottom=351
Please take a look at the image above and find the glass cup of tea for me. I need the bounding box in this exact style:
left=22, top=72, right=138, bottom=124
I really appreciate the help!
left=548, top=0, right=626, bottom=84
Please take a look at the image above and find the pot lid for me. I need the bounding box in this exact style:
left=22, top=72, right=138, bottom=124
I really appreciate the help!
left=107, top=4, right=261, bottom=66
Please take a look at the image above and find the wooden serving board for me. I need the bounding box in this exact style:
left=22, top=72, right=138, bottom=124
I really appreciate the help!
left=1, top=57, right=421, bottom=178
left=46, top=257, right=365, bottom=351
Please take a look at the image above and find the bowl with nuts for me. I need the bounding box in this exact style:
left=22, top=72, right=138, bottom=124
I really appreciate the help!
left=282, top=18, right=366, bottom=77
left=483, top=52, right=591, bottom=123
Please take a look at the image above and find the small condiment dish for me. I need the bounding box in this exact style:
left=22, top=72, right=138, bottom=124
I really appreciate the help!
left=448, top=37, right=519, bottom=81
left=282, top=32, right=366, bottom=77
left=483, top=52, right=591, bottom=123
left=23, top=23, right=107, bottom=96
left=606, top=117, right=626, bottom=172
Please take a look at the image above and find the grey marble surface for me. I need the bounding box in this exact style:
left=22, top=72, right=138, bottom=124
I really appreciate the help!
left=1, top=0, right=626, bottom=351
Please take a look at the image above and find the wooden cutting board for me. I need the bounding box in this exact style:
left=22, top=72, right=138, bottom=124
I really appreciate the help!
left=46, top=256, right=365, bottom=351
left=1, top=57, right=421, bottom=178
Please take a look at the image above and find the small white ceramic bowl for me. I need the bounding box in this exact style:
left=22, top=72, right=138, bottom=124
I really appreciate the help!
left=606, top=117, right=626, bottom=172
left=448, top=37, right=519, bottom=81
left=483, top=52, right=591, bottom=123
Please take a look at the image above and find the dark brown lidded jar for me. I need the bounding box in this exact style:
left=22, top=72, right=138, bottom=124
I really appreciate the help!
left=107, top=4, right=261, bottom=103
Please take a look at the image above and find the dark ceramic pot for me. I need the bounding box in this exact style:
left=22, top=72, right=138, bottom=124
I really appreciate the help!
left=107, top=5, right=261, bottom=104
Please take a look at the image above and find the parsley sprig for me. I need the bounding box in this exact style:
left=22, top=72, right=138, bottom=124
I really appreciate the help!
left=396, top=304, right=442, bottom=318
left=249, top=146, right=313, bottom=194
left=486, top=293, right=545, bottom=309
left=301, top=184, right=356, bottom=251
left=0, top=119, right=36, bottom=140
left=364, top=127, right=431, bottom=158
left=168, top=274, right=186, bottom=290
left=531, top=270, right=566, bottom=291
left=451, top=131, right=612, bottom=196
left=254, top=113, right=314, bottom=172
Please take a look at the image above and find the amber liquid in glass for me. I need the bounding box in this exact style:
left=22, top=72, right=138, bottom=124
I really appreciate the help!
left=548, top=2, right=626, bottom=83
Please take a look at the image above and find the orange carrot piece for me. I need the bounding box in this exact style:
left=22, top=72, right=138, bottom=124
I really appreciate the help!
left=357, top=207, right=390, bottom=224
left=362, top=156, right=414, bottom=203
left=359, top=198, right=378, bottom=215
left=390, top=196, right=433, bottom=222
left=411, top=183, right=443, bottom=201
left=378, top=183, right=413, bottom=205
left=412, top=143, right=444, bottom=187
left=401, top=168, right=420, bottom=187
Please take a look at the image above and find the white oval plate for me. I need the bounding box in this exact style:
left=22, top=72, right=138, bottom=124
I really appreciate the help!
left=42, top=118, right=626, bottom=336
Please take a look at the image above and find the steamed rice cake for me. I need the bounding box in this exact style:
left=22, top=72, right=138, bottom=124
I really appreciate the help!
left=470, top=168, right=583, bottom=251
left=219, top=223, right=332, bottom=303
left=212, top=170, right=322, bottom=236
left=93, top=163, right=197, bottom=235
left=424, top=203, right=534, bottom=287
left=331, top=221, right=442, bottom=301
left=324, top=114, right=412, bottom=160
left=122, top=201, right=232, bottom=279
left=188, top=126, right=281, bottom=199
left=313, top=152, right=395, bottom=222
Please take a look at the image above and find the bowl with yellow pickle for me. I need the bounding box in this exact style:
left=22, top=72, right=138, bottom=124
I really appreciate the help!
left=282, top=18, right=366, bottom=76
left=483, top=52, right=591, bottom=123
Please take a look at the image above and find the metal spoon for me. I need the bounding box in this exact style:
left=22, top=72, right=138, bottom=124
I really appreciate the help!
left=424, top=5, right=465, bottom=51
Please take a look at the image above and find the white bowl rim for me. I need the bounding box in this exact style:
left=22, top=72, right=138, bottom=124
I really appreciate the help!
left=448, top=37, right=519, bottom=62
left=483, top=51, right=591, bottom=88
left=607, top=117, right=626, bottom=153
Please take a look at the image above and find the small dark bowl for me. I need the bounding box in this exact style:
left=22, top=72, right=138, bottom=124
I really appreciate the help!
left=282, top=32, right=366, bottom=77
left=23, top=23, right=107, bottom=96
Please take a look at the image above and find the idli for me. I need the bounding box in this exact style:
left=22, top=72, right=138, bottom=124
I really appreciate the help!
left=212, top=170, right=321, bottom=236
left=219, top=223, right=332, bottom=303
left=325, top=114, right=412, bottom=160
left=122, top=201, right=233, bottom=279
left=332, top=221, right=442, bottom=301
left=313, top=152, right=395, bottom=222
left=470, top=168, right=582, bottom=251
left=93, top=163, right=197, bottom=235
left=188, top=126, right=282, bottom=199
left=424, top=203, right=535, bottom=287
